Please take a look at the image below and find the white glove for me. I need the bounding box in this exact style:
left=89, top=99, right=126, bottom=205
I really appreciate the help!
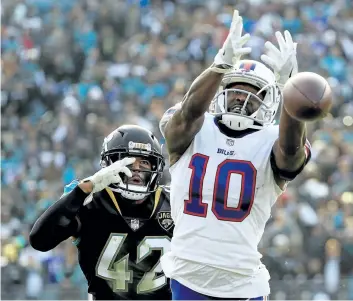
left=211, top=10, right=251, bottom=73
left=82, top=157, right=135, bottom=195
left=260, top=30, right=298, bottom=88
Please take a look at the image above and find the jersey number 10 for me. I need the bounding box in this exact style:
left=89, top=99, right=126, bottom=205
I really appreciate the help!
left=184, top=153, right=257, bottom=222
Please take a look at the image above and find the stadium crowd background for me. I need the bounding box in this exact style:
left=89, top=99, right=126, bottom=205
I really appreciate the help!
left=1, top=0, right=353, bottom=299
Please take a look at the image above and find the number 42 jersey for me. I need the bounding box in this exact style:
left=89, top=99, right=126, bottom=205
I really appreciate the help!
left=75, top=185, right=173, bottom=300
left=161, top=113, right=286, bottom=298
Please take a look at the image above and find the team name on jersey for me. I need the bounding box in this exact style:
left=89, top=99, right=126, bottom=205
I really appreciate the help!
left=217, top=148, right=235, bottom=156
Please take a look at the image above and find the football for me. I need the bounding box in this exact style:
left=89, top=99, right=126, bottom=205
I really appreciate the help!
left=282, top=72, right=332, bottom=122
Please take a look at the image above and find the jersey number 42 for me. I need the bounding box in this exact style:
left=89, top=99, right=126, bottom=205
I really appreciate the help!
left=184, top=153, right=257, bottom=222
left=96, top=234, right=170, bottom=294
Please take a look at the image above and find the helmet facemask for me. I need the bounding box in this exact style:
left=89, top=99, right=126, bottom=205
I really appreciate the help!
left=210, top=61, right=282, bottom=131
left=100, top=146, right=165, bottom=202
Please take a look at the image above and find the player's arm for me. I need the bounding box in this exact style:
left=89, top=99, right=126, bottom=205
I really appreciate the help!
left=29, top=157, right=135, bottom=251
left=29, top=181, right=93, bottom=252
left=272, top=108, right=310, bottom=187
left=164, top=70, right=223, bottom=164
left=164, top=10, right=251, bottom=165
left=261, top=31, right=310, bottom=188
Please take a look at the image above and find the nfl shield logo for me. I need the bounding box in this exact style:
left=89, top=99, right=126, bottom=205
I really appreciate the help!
left=130, top=219, right=140, bottom=231
left=157, top=211, right=174, bottom=231
left=226, top=139, right=234, bottom=146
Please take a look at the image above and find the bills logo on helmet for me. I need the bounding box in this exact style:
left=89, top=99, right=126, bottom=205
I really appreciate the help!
left=157, top=211, right=174, bottom=231
left=239, top=61, right=256, bottom=72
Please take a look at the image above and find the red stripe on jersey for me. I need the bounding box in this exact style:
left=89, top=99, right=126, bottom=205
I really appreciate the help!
left=304, top=139, right=311, bottom=159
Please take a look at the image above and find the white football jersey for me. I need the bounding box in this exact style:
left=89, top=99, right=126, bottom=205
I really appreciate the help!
left=161, top=113, right=285, bottom=298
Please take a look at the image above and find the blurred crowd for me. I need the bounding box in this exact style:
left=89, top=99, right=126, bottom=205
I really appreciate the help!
left=1, top=0, right=353, bottom=299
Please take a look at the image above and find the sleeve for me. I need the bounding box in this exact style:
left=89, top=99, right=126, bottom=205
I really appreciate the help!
left=270, top=139, right=312, bottom=181
left=29, top=180, right=89, bottom=252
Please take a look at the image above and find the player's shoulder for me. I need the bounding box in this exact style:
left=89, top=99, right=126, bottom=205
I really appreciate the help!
left=204, top=112, right=215, bottom=122
left=155, top=185, right=173, bottom=232
left=158, top=184, right=171, bottom=202
left=154, top=185, right=171, bottom=213
left=195, top=112, right=216, bottom=132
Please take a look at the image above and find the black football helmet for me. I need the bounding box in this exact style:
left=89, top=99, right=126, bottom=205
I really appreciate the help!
left=100, top=125, right=165, bottom=200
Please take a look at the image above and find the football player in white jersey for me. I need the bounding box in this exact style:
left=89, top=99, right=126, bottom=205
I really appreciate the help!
left=159, top=9, right=313, bottom=300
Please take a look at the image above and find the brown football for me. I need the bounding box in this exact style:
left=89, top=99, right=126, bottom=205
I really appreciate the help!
left=282, top=72, right=332, bottom=122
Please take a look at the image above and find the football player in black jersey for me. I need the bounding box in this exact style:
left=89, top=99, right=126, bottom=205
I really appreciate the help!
left=29, top=125, right=174, bottom=300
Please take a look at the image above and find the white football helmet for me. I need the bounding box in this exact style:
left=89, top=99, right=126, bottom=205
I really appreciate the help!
left=210, top=59, right=282, bottom=131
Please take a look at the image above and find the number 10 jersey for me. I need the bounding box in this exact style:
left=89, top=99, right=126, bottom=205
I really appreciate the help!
left=161, top=113, right=283, bottom=297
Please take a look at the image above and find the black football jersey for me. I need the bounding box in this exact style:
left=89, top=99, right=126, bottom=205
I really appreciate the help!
left=74, top=186, right=173, bottom=300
